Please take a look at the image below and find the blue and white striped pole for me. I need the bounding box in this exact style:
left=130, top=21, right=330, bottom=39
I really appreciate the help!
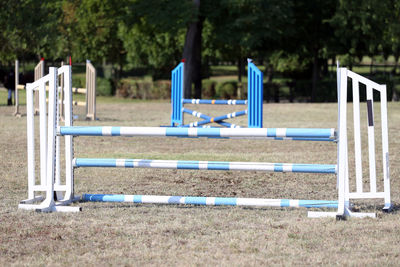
left=82, top=194, right=338, bottom=208
left=73, top=158, right=337, bottom=174
left=58, top=126, right=336, bottom=140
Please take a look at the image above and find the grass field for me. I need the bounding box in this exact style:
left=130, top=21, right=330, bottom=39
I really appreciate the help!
left=0, top=96, right=399, bottom=265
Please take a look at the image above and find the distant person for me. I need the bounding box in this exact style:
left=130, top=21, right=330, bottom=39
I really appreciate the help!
left=5, top=70, right=15, bottom=106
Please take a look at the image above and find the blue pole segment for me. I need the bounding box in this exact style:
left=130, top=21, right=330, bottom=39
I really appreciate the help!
left=214, top=197, right=237, bottom=205
left=195, top=128, right=224, bottom=137
left=59, top=126, right=107, bottom=136
left=184, top=197, right=207, bottom=205
left=297, top=200, right=338, bottom=208
left=291, top=164, right=337, bottom=173
left=285, top=128, right=333, bottom=138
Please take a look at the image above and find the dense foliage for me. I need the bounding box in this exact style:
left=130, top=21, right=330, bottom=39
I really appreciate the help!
left=1, top=0, right=399, bottom=101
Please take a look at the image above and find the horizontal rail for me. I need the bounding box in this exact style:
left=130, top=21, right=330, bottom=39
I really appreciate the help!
left=16, top=84, right=86, bottom=94
left=82, top=194, right=338, bottom=208
left=46, top=99, right=85, bottom=107
left=73, top=158, right=337, bottom=174
left=183, top=99, right=247, bottom=105
left=72, top=101, right=86, bottom=107
left=72, top=87, right=87, bottom=94
left=346, top=69, right=383, bottom=91
left=58, top=126, right=336, bottom=139
left=348, top=192, right=387, bottom=199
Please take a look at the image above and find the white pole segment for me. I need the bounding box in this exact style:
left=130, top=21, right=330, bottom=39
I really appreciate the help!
left=336, top=68, right=348, bottom=217
left=380, top=85, right=391, bottom=208
left=352, top=79, right=363, bottom=193
left=26, top=85, right=35, bottom=199
left=42, top=67, right=58, bottom=207
left=347, top=70, right=382, bottom=90
left=14, top=60, right=20, bottom=116
left=55, top=80, right=61, bottom=190
left=39, top=82, right=47, bottom=186
left=63, top=66, right=74, bottom=201
left=336, top=64, right=341, bottom=190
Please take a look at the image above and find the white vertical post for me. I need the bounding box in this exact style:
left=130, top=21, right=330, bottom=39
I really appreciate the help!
left=336, top=68, right=348, bottom=217
left=60, top=61, right=65, bottom=121
left=42, top=67, right=57, bottom=207
left=85, top=60, right=96, bottom=120
left=55, top=73, right=61, bottom=196
left=63, top=65, right=74, bottom=201
left=380, top=85, right=391, bottom=209
left=14, top=60, right=20, bottom=116
left=352, top=79, right=363, bottom=193
left=26, top=85, right=35, bottom=199
left=336, top=63, right=340, bottom=189
left=344, top=142, right=350, bottom=208
left=366, top=86, right=377, bottom=193
left=34, top=59, right=45, bottom=114
left=39, top=82, right=47, bottom=186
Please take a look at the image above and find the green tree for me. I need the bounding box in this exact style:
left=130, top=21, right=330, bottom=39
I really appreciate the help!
left=288, top=0, right=336, bottom=102
left=207, top=0, right=293, bottom=82
left=58, top=0, right=125, bottom=67
left=118, top=0, right=192, bottom=79
left=330, top=0, right=390, bottom=69
left=0, top=0, right=60, bottom=64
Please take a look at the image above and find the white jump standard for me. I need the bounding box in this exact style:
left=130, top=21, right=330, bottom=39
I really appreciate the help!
left=14, top=59, right=96, bottom=120
left=19, top=64, right=392, bottom=219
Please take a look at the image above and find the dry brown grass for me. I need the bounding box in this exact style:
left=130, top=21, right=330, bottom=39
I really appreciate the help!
left=0, top=100, right=399, bottom=266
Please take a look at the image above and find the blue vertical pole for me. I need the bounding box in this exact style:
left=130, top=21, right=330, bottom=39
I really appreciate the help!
left=171, top=61, right=184, bottom=126
left=247, top=59, right=263, bottom=128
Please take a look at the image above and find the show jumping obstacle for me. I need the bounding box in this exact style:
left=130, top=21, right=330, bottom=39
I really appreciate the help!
left=19, top=64, right=392, bottom=219
left=171, top=59, right=263, bottom=128
left=14, top=59, right=96, bottom=120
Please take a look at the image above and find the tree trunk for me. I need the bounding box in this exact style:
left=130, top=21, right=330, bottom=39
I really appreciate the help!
left=264, top=60, right=274, bottom=103
left=322, top=59, right=328, bottom=76
left=274, top=83, right=280, bottom=103
left=391, top=55, right=399, bottom=75
left=311, top=49, right=320, bottom=102
left=288, top=80, right=296, bottom=103
left=392, top=55, right=400, bottom=101
left=237, top=57, right=245, bottom=99
left=370, top=57, right=374, bottom=75
left=182, top=0, right=203, bottom=99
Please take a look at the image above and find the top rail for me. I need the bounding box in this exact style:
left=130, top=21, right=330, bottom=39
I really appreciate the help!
left=183, top=99, right=247, bottom=105
left=346, top=69, right=383, bottom=91
left=58, top=126, right=336, bottom=139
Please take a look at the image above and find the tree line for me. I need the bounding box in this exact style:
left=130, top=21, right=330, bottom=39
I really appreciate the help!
left=1, top=0, right=400, bottom=101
